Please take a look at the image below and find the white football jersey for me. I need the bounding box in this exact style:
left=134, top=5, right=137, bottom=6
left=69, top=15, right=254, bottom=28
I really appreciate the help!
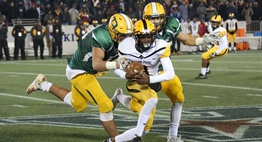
left=118, top=37, right=171, bottom=77
left=211, top=26, right=228, bottom=51
left=189, top=21, right=200, bottom=35
left=183, top=22, right=191, bottom=34
left=225, top=19, right=238, bottom=32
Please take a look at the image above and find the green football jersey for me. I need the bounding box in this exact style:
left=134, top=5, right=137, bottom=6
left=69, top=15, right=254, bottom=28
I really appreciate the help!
left=68, top=25, right=118, bottom=74
left=156, top=16, right=182, bottom=43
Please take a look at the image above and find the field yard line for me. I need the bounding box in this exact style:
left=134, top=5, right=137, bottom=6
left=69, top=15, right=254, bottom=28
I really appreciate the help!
left=0, top=71, right=262, bottom=91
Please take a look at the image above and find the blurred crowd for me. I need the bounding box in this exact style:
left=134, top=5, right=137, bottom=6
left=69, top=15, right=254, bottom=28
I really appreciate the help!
left=0, top=0, right=261, bottom=27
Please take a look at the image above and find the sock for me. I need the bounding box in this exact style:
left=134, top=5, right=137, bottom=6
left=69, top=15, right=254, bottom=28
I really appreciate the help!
left=115, top=128, right=136, bottom=142
left=63, top=92, right=73, bottom=107
left=206, top=65, right=210, bottom=72
left=136, top=98, right=158, bottom=137
left=234, top=47, right=236, bottom=51
left=168, top=103, right=183, bottom=137
left=201, top=68, right=207, bottom=75
left=117, top=93, right=132, bottom=110
left=40, top=81, right=52, bottom=92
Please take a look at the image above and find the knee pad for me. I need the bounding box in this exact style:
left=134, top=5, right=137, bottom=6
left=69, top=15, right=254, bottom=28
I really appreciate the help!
left=100, top=111, right=113, bottom=121
left=98, top=98, right=114, bottom=113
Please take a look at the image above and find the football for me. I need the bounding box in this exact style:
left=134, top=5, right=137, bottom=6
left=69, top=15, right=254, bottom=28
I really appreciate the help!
left=126, top=62, right=144, bottom=73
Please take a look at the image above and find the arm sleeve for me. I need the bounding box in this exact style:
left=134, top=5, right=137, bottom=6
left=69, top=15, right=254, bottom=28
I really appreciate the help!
left=226, top=23, right=229, bottom=32
left=149, top=57, right=175, bottom=83
left=114, top=69, right=127, bottom=79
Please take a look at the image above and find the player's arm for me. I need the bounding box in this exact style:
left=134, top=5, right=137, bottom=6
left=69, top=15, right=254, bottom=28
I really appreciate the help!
left=148, top=44, right=174, bottom=83
left=235, top=21, right=238, bottom=32
left=176, top=32, right=202, bottom=46
left=226, top=22, right=229, bottom=32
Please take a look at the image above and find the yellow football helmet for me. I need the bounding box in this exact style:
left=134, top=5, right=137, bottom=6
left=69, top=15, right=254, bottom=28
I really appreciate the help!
left=143, top=2, right=166, bottom=31
left=134, top=19, right=156, bottom=51
left=132, top=18, right=137, bottom=24
left=92, top=20, right=98, bottom=24
left=108, top=13, right=133, bottom=43
left=211, top=15, right=222, bottom=29
left=84, top=22, right=89, bottom=28
left=229, top=13, right=234, bottom=18
left=101, top=18, right=108, bottom=24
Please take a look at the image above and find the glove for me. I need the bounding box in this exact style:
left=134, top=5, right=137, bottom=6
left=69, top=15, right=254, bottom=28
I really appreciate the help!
left=210, top=52, right=217, bottom=58
left=118, top=56, right=131, bottom=70
left=203, top=33, right=219, bottom=45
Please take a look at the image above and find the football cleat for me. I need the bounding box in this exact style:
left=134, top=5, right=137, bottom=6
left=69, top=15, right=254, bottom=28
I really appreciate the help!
left=132, top=136, right=142, bottom=142
left=167, top=135, right=184, bottom=142
left=26, top=74, right=46, bottom=94
left=206, top=70, right=211, bottom=74
left=195, top=73, right=207, bottom=79
left=111, top=88, right=123, bottom=110
left=103, top=138, right=110, bottom=142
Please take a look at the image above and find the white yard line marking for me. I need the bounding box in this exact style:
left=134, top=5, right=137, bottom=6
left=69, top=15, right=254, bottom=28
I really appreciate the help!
left=246, top=94, right=262, bottom=97
left=12, top=105, right=28, bottom=108
left=202, top=96, right=219, bottom=99
left=0, top=72, right=261, bottom=91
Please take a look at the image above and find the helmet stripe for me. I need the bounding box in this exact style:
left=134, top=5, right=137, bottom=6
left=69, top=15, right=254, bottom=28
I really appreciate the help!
left=142, top=20, right=148, bottom=30
left=120, top=14, right=132, bottom=32
left=151, top=2, right=158, bottom=15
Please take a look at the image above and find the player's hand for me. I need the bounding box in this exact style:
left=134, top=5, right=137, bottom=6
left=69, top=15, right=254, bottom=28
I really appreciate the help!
left=210, top=52, right=217, bottom=58
left=118, top=56, right=131, bottom=70
left=134, top=72, right=150, bottom=84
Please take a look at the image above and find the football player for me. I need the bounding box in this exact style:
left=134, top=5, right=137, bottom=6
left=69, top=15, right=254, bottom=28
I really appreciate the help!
left=141, top=2, right=218, bottom=142
left=226, top=13, right=238, bottom=52
left=195, top=15, right=228, bottom=79
left=26, top=13, right=133, bottom=141
left=111, top=19, right=175, bottom=142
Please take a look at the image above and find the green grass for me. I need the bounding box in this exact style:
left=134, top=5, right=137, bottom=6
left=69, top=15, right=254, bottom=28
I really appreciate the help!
left=0, top=50, right=262, bottom=142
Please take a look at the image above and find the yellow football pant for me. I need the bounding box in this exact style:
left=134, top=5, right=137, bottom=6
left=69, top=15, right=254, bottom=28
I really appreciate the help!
left=202, top=46, right=228, bottom=61
left=228, top=33, right=236, bottom=43
left=70, top=73, right=113, bottom=113
left=127, top=80, right=158, bottom=132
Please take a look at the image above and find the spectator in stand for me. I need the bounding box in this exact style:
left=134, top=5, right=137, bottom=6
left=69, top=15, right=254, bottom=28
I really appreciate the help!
left=197, top=2, right=207, bottom=21
left=27, top=2, right=39, bottom=19
left=188, top=3, right=197, bottom=19
left=61, top=7, right=71, bottom=25
left=218, top=0, right=228, bottom=21
left=226, top=0, right=238, bottom=20
left=242, top=3, right=253, bottom=31
left=0, top=17, right=10, bottom=61
left=94, top=9, right=104, bottom=24
left=162, top=2, right=170, bottom=16
left=125, top=0, right=136, bottom=13
left=126, top=7, right=136, bottom=20
left=135, top=4, right=144, bottom=20
left=106, top=5, right=117, bottom=20
left=24, top=0, right=32, bottom=11
left=17, top=1, right=27, bottom=19
left=117, top=0, right=126, bottom=13
left=78, top=8, right=92, bottom=23
left=206, top=4, right=218, bottom=21
left=69, top=4, right=79, bottom=25
left=101, top=4, right=108, bottom=19
left=237, top=0, right=245, bottom=20
left=1, top=15, right=10, bottom=26
left=0, top=0, right=9, bottom=17
left=45, top=3, right=52, bottom=14
left=53, top=6, right=63, bottom=21
left=117, top=5, right=125, bottom=14
left=209, top=0, right=218, bottom=10
left=179, top=1, right=188, bottom=23
left=252, top=2, right=262, bottom=21
left=6, top=2, right=16, bottom=26
left=44, top=10, right=54, bottom=26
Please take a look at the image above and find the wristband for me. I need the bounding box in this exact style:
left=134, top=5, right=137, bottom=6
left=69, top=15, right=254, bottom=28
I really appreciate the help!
left=105, top=62, right=117, bottom=70
left=196, top=38, right=204, bottom=45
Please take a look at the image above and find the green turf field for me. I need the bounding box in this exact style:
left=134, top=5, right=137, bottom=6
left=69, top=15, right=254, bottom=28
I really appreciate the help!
left=0, top=50, right=262, bottom=142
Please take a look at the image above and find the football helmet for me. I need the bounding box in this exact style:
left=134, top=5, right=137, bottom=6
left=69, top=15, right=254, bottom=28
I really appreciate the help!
left=143, top=2, right=166, bottom=31
left=101, top=18, right=108, bottom=25
left=92, top=20, right=98, bottom=27
left=229, top=13, right=234, bottom=19
left=84, top=22, right=89, bottom=28
left=134, top=19, right=156, bottom=52
left=210, top=15, right=222, bottom=30
left=108, top=13, right=133, bottom=43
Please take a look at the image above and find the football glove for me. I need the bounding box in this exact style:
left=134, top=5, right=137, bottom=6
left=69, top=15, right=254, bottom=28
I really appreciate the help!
left=118, top=56, right=131, bottom=70
left=203, top=33, right=220, bottom=45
